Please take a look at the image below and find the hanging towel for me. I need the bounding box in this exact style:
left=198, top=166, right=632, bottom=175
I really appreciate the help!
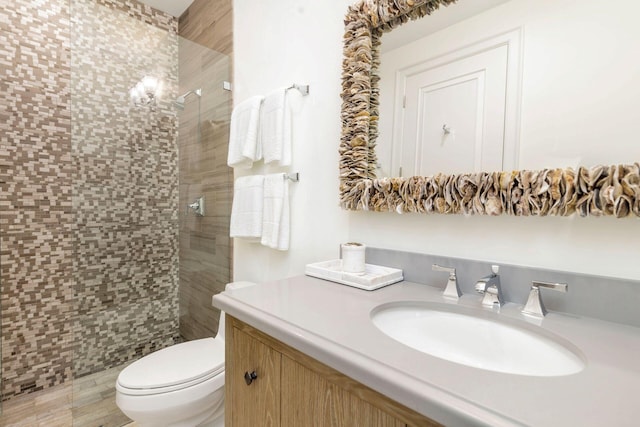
left=261, top=173, right=290, bottom=251
left=260, top=88, right=292, bottom=166
left=227, top=95, right=264, bottom=168
left=230, top=175, right=265, bottom=240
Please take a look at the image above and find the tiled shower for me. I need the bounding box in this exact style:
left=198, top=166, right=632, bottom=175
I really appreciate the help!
left=0, top=0, right=232, bottom=423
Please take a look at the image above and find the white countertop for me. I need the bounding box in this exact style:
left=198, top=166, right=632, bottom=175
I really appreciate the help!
left=212, top=275, right=640, bottom=426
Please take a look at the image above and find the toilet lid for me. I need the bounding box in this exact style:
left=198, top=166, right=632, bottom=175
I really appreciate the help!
left=118, top=338, right=224, bottom=390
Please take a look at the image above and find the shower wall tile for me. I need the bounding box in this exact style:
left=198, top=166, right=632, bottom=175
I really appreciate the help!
left=177, top=2, right=233, bottom=341
left=95, top=0, right=176, bottom=33
left=179, top=0, right=233, bottom=56
left=71, top=0, right=179, bottom=377
left=74, top=295, right=179, bottom=377
left=0, top=0, right=74, bottom=400
left=1, top=0, right=178, bottom=401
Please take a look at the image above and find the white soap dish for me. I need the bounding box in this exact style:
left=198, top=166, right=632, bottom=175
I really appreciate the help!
left=304, top=259, right=403, bottom=291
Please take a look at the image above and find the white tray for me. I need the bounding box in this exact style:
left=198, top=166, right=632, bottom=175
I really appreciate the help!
left=304, top=259, right=403, bottom=291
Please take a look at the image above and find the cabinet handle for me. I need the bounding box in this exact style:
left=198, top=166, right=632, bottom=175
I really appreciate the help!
left=244, top=370, right=258, bottom=385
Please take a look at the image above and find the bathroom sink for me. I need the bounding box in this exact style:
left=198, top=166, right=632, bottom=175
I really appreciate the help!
left=371, top=302, right=585, bottom=376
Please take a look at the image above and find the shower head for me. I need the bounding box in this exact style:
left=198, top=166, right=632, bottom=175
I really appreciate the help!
left=173, top=88, right=202, bottom=109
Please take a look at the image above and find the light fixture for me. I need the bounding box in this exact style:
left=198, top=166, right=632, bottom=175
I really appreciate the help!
left=130, top=75, right=161, bottom=107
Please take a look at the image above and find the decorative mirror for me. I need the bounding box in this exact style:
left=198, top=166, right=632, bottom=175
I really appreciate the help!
left=339, top=0, right=640, bottom=217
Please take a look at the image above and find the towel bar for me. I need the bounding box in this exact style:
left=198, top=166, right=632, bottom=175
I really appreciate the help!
left=285, top=172, right=300, bottom=182
left=286, top=84, right=309, bottom=96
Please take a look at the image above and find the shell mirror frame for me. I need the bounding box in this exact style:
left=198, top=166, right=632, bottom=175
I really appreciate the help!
left=339, top=0, right=640, bottom=218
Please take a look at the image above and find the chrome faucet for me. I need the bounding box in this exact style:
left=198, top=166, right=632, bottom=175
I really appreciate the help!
left=475, top=265, right=504, bottom=307
left=432, top=264, right=461, bottom=299
left=522, top=281, right=568, bottom=317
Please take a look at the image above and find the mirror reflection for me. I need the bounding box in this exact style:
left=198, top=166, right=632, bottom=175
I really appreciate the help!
left=375, top=0, right=640, bottom=178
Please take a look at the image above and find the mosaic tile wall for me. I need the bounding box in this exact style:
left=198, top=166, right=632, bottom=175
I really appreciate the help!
left=70, top=0, right=180, bottom=377
left=0, top=0, right=74, bottom=400
left=0, top=0, right=179, bottom=400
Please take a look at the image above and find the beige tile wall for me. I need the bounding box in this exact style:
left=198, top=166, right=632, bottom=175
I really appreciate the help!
left=177, top=0, right=233, bottom=340
left=0, top=0, right=74, bottom=400
left=70, top=0, right=180, bottom=378
left=0, top=0, right=180, bottom=401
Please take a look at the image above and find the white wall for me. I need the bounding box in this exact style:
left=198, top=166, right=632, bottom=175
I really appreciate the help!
left=234, top=0, right=640, bottom=283
left=232, top=0, right=352, bottom=283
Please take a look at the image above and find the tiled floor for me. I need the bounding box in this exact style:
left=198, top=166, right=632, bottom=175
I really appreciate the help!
left=1, top=365, right=137, bottom=427
left=0, top=383, right=71, bottom=427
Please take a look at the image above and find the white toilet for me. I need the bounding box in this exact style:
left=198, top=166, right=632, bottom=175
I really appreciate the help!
left=115, top=282, right=254, bottom=427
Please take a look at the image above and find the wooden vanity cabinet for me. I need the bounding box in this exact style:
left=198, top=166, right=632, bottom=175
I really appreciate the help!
left=225, top=315, right=441, bottom=427
left=228, top=326, right=281, bottom=426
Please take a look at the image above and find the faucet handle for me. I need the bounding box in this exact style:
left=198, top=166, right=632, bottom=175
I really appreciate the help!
left=432, top=264, right=461, bottom=299
left=187, top=196, right=205, bottom=216
left=522, top=281, right=568, bottom=317
left=432, top=264, right=455, bottom=274
left=532, top=281, right=568, bottom=292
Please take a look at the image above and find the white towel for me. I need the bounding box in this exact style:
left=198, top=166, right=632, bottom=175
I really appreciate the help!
left=230, top=175, right=265, bottom=240
left=261, top=88, right=292, bottom=166
left=261, top=173, right=290, bottom=251
left=227, top=96, right=264, bottom=168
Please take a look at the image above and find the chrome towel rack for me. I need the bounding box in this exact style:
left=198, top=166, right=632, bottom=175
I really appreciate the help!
left=285, top=172, right=300, bottom=182
left=286, top=84, right=309, bottom=96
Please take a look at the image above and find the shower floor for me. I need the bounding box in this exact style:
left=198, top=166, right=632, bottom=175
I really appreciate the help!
left=0, top=364, right=137, bottom=427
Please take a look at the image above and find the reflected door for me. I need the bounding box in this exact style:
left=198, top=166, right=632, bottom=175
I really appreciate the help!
left=396, top=44, right=509, bottom=176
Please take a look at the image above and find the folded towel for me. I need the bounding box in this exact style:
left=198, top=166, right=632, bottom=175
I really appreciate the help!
left=227, top=96, right=264, bottom=169
left=261, top=173, right=290, bottom=251
left=230, top=175, right=265, bottom=240
left=261, top=88, right=292, bottom=166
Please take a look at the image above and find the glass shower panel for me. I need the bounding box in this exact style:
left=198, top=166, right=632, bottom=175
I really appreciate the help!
left=177, top=38, right=232, bottom=342
left=70, top=0, right=179, bottom=425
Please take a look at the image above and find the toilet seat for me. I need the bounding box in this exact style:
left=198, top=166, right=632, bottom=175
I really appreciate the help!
left=117, top=337, right=224, bottom=396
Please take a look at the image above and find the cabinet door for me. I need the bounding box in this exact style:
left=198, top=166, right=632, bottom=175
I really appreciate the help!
left=281, top=355, right=405, bottom=427
left=228, top=327, right=281, bottom=427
